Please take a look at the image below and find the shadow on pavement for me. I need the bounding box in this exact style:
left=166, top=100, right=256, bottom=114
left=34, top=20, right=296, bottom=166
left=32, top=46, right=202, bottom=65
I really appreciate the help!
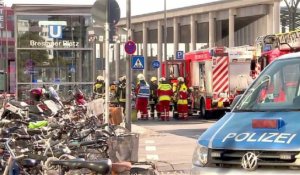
left=133, top=117, right=217, bottom=126
left=157, top=128, right=208, bottom=139
left=133, top=119, right=213, bottom=139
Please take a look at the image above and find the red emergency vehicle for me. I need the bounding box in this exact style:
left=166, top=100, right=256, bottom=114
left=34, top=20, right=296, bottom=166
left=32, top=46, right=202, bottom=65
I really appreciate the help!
left=162, top=46, right=253, bottom=118
left=251, top=30, right=300, bottom=78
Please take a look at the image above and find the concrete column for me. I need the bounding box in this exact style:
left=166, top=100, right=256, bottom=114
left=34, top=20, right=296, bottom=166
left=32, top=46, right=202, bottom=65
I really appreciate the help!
left=173, top=17, right=179, bottom=59
left=190, top=15, right=196, bottom=51
left=114, top=42, right=120, bottom=81
left=142, top=22, right=148, bottom=79
left=157, top=20, right=163, bottom=80
left=273, top=0, right=280, bottom=33
left=229, top=8, right=236, bottom=48
left=267, top=4, right=274, bottom=34
left=209, top=12, right=215, bottom=48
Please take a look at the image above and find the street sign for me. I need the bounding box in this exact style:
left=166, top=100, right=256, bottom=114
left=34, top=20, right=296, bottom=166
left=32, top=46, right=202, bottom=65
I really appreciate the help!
left=176, top=51, right=184, bottom=59
left=125, top=40, right=137, bottom=55
left=151, top=60, right=160, bottom=69
left=131, top=56, right=144, bottom=70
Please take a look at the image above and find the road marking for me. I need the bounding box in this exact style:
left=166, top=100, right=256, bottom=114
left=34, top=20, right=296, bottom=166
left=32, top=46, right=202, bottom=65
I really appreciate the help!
left=145, top=146, right=156, bottom=151
left=146, top=154, right=159, bottom=160
left=145, top=140, right=155, bottom=144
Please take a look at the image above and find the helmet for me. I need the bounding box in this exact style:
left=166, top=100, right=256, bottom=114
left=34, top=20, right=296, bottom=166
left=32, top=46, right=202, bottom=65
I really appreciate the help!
left=137, top=73, right=145, bottom=81
left=97, top=75, right=104, bottom=81
left=177, top=77, right=184, bottom=82
left=119, top=76, right=126, bottom=81
left=151, top=77, right=157, bottom=82
left=159, top=77, right=166, bottom=82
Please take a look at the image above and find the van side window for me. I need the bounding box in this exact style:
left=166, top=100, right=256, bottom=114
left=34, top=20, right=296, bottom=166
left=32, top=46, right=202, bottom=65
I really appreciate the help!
left=283, top=64, right=299, bottom=101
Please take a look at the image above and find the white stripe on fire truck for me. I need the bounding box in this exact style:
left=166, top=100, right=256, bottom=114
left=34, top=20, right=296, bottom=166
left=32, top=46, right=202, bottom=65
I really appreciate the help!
left=213, top=63, right=227, bottom=81
left=213, top=64, right=228, bottom=87
left=213, top=56, right=227, bottom=73
left=212, top=57, right=227, bottom=76
left=212, top=56, right=222, bottom=71
left=213, top=56, right=229, bottom=93
left=216, top=78, right=229, bottom=93
left=213, top=66, right=228, bottom=86
left=214, top=75, right=229, bottom=93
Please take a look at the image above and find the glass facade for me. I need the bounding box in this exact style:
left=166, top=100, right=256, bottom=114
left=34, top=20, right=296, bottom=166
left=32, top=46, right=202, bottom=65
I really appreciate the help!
left=16, top=13, right=94, bottom=99
left=0, top=7, right=15, bottom=94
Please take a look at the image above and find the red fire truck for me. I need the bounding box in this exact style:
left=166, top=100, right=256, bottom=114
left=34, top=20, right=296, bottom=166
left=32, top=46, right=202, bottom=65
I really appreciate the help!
left=162, top=46, right=254, bottom=118
left=251, top=30, right=300, bottom=78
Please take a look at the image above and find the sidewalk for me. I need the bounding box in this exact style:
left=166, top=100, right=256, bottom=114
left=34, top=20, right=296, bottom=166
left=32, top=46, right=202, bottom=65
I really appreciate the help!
left=131, top=123, right=157, bottom=136
left=130, top=122, right=193, bottom=174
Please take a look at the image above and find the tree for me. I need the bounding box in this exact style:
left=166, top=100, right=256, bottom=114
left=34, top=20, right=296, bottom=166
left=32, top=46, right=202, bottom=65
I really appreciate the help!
left=284, top=0, right=300, bottom=30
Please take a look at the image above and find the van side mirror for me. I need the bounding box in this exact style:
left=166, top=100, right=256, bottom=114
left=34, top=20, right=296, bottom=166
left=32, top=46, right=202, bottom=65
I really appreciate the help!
left=250, top=60, right=256, bottom=71
left=231, top=94, right=243, bottom=110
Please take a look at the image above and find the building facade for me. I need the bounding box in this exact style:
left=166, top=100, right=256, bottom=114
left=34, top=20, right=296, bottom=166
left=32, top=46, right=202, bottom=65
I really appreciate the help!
left=13, top=4, right=95, bottom=99
left=116, top=0, right=281, bottom=80
left=0, top=6, right=15, bottom=94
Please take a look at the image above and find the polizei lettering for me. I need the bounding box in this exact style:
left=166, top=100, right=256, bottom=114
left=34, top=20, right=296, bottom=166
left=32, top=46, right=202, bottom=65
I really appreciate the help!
left=222, top=132, right=297, bottom=144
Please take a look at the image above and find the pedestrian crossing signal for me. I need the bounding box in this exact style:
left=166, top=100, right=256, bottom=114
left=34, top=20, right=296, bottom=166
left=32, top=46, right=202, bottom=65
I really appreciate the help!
left=131, top=56, right=145, bottom=70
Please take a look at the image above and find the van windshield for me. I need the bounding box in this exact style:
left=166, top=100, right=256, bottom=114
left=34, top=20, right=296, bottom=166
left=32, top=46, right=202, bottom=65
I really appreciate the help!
left=234, top=58, right=300, bottom=112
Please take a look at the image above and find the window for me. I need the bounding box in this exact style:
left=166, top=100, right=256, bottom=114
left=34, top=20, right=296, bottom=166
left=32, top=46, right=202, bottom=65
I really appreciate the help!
left=235, top=58, right=300, bottom=111
left=17, top=50, right=93, bottom=83
left=8, top=47, right=14, bottom=53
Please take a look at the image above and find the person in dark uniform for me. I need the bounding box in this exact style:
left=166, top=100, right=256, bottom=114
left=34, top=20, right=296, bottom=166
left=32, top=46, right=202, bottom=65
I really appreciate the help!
left=116, top=76, right=126, bottom=113
left=149, top=76, right=159, bottom=119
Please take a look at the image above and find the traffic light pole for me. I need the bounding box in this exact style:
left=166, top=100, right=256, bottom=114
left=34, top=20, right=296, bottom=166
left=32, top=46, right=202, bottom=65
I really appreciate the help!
left=125, top=0, right=132, bottom=131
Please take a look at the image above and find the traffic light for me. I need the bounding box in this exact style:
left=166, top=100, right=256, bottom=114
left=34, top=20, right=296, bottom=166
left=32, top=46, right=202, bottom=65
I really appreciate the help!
left=109, top=23, right=117, bottom=43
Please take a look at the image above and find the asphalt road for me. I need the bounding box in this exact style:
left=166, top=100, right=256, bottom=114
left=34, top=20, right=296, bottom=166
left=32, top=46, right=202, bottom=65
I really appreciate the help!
left=132, top=116, right=218, bottom=174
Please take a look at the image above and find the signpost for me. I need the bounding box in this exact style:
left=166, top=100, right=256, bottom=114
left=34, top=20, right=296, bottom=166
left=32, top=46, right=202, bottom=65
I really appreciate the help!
left=176, top=51, right=184, bottom=59
left=91, top=0, right=120, bottom=125
left=125, top=0, right=132, bottom=131
left=131, top=56, right=144, bottom=70
left=151, top=60, right=160, bottom=69
left=124, top=40, right=136, bottom=55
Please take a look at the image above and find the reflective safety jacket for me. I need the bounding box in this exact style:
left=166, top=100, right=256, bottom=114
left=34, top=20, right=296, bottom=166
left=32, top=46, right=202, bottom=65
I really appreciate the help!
left=177, top=83, right=188, bottom=105
left=157, top=83, right=173, bottom=102
left=135, top=81, right=150, bottom=98
left=94, top=82, right=105, bottom=94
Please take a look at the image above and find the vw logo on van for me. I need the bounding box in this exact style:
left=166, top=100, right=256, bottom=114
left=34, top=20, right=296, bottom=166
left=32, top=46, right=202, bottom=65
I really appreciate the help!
left=48, top=25, right=62, bottom=39
left=241, top=152, right=258, bottom=171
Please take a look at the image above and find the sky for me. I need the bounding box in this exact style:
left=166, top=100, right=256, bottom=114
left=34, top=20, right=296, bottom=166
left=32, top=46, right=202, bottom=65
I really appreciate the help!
left=3, top=0, right=220, bottom=17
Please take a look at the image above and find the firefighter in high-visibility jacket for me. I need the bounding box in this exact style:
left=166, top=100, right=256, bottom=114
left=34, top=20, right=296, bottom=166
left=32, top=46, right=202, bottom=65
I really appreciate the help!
left=93, top=76, right=105, bottom=99
left=135, top=73, right=150, bottom=120
left=157, top=77, right=173, bottom=121
left=176, top=77, right=189, bottom=120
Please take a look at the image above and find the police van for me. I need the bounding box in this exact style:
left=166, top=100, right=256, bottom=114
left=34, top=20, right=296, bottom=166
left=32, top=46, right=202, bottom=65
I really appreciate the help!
left=192, top=52, right=300, bottom=174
